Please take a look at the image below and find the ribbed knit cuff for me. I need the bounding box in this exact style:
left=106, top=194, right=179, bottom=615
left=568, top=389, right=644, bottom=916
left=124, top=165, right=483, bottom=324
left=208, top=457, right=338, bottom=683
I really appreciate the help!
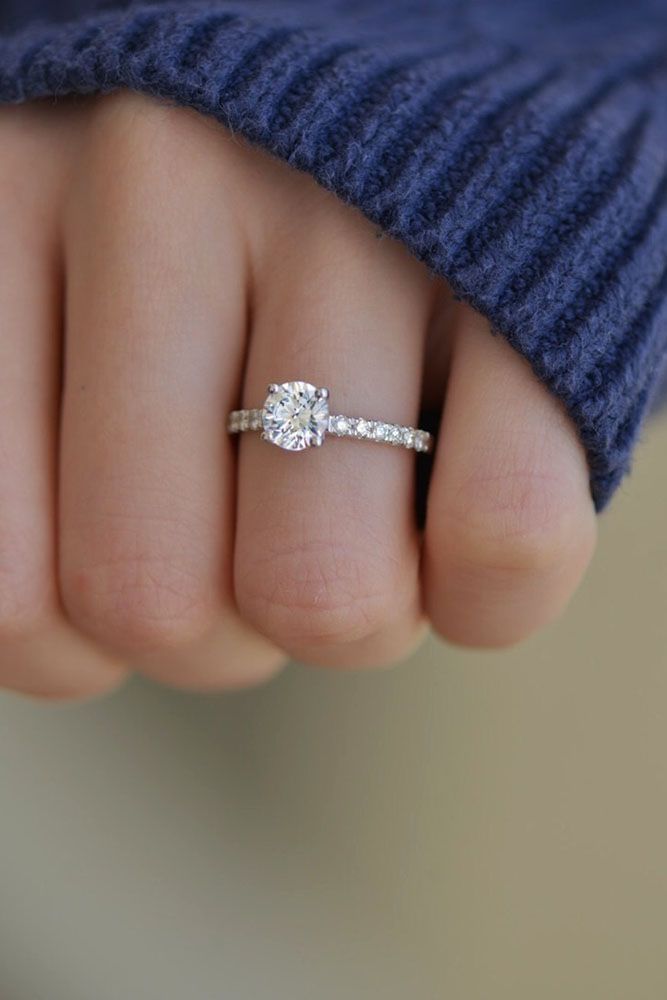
left=1, top=1, right=666, bottom=509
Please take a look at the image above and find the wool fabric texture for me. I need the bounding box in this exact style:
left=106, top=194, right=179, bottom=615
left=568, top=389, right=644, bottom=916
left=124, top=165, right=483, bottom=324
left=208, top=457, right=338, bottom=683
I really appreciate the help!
left=0, top=0, right=666, bottom=509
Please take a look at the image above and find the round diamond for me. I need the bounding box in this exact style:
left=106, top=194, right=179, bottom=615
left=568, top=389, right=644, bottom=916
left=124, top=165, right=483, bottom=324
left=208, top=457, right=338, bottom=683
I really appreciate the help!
left=356, top=419, right=371, bottom=438
left=332, top=416, right=350, bottom=434
left=414, top=431, right=429, bottom=452
left=262, top=381, right=329, bottom=451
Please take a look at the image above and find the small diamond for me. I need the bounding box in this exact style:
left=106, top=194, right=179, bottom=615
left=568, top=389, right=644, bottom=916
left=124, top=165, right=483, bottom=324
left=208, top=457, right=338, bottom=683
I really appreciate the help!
left=414, top=431, right=429, bottom=452
left=332, top=416, right=350, bottom=435
left=373, top=422, right=389, bottom=441
left=250, top=410, right=263, bottom=431
left=402, top=428, right=416, bottom=448
left=356, top=419, right=371, bottom=438
left=388, top=425, right=402, bottom=445
left=262, top=381, right=329, bottom=451
left=239, top=412, right=250, bottom=432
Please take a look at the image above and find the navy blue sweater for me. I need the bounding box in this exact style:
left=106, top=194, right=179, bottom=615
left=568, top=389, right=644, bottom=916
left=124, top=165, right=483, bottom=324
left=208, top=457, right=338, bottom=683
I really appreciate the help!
left=1, top=0, right=666, bottom=508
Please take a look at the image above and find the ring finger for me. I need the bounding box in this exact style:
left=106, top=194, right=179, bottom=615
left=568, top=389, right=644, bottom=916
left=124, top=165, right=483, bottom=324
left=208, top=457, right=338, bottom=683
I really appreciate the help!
left=234, top=177, right=435, bottom=668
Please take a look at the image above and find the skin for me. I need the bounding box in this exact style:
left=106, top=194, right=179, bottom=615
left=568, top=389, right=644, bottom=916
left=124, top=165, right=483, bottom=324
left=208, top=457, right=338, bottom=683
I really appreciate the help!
left=0, top=92, right=597, bottom=699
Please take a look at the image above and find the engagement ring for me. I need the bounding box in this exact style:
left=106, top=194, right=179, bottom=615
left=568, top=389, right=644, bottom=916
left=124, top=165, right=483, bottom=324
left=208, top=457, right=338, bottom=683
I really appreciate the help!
left=228, top=380, right=433, bottom=453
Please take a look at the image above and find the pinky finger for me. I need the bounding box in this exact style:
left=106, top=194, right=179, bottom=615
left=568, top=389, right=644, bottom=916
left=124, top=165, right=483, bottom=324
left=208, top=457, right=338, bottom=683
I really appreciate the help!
left=424, top=304, right=597, bottom=649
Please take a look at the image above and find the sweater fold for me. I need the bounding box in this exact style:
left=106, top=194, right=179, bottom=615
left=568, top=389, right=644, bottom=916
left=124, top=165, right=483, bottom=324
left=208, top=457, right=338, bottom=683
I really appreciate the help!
left=1, top=0, right=666, bottom=508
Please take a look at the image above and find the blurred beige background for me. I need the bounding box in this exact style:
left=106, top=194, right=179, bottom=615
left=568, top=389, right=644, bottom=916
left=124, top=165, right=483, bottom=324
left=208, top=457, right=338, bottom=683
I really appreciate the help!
left=0, top=416, right=666, bottom=1000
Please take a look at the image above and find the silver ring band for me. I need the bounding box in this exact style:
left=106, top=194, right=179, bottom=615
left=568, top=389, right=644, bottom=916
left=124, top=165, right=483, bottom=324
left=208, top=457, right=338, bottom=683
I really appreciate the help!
left=227, top=381, right=433, bottom=454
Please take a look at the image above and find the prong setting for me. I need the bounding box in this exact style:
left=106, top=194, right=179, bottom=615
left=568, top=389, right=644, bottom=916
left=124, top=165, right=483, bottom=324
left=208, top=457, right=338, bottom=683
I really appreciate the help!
left=261, top=381, right=330, bottom=451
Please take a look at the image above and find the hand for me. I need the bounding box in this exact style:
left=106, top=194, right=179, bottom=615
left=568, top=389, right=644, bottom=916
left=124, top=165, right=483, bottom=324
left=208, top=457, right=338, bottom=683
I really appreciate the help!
left=0, top=92, right=596, bottom=698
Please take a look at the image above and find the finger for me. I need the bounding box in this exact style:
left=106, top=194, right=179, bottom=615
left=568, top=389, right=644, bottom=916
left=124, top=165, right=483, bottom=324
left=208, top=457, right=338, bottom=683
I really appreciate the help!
left=59, top=94, right=281, bottom=688
left=234, top=179, right=435, bottom=668
left=1, top=622, right=127, bottom=701
left=424, top=304, right=597, bottom=648
left=135, top=613, right=287, bottom=692
left=0, top=106, right=125, bottom=699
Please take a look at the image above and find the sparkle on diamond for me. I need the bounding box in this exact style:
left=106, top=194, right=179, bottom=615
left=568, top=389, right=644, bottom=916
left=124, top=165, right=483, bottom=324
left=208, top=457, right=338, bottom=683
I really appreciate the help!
left=262, top=381, right=329, bottom=451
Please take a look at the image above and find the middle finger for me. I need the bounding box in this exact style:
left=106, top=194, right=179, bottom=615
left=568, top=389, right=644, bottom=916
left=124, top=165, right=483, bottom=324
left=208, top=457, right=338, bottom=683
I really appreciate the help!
left=59, top=97, right=282, bottom=688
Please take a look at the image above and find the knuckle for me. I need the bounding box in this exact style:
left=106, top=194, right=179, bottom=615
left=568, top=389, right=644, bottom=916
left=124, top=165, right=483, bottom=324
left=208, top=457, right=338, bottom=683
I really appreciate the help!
left=64, top=554, right=214, bottom=654
left=439, top=469, right=596, bottom=579
left=236, top=532, right=403, bottom=650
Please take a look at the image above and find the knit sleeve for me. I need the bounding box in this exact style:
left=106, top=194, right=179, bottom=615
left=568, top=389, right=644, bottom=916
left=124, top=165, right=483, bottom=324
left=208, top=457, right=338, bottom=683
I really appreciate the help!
left=1, top=0, right=666, bottom=510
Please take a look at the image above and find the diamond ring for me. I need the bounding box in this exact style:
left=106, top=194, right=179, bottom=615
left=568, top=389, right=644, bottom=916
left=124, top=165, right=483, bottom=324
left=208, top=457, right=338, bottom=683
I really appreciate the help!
left=227, top=380, right=433, bottom=453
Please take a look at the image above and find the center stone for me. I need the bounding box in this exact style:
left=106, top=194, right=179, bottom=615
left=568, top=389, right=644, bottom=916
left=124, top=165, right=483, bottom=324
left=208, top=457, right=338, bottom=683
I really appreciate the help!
left=262, top=381, right=329, bottom=451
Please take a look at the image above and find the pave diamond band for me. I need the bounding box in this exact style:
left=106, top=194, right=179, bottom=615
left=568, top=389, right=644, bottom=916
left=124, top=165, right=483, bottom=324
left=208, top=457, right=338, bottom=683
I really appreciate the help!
left=227, top=381, right=433, bottom=454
